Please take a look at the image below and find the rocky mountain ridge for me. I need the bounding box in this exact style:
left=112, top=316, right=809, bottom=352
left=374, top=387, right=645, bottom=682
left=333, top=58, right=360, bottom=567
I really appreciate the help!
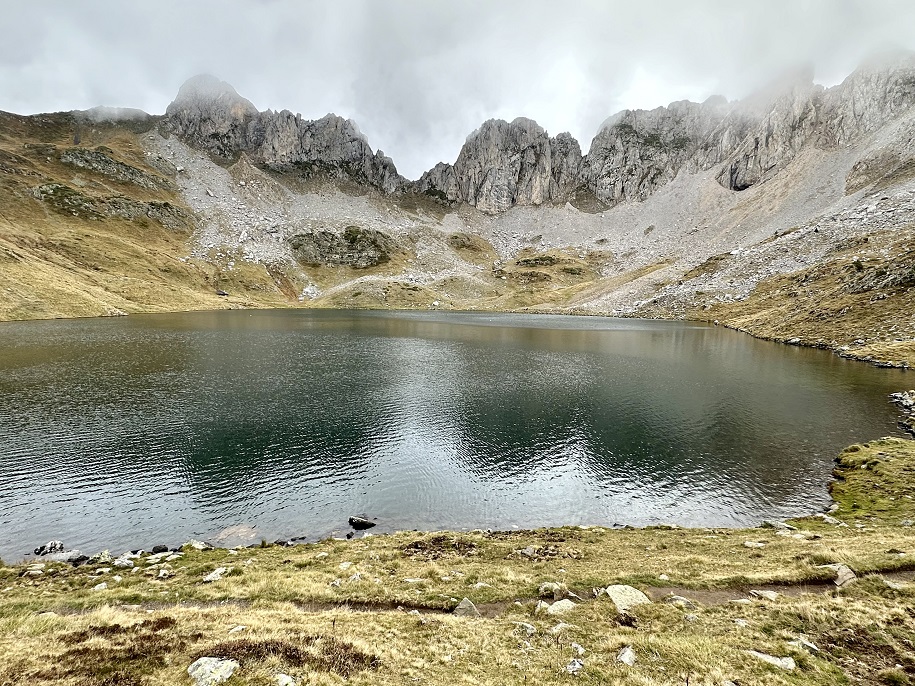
left=161, top=53, right=915, bottom=215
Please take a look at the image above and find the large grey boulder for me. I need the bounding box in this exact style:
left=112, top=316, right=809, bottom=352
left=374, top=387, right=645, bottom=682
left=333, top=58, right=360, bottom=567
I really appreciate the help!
left=602, top=585, right=651, bottom=612
left=188, top=657, right=239, bottom=686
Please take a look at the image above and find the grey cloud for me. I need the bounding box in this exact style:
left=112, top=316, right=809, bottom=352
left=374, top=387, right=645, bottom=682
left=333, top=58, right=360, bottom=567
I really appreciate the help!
left=1, top=0, right=913, bottom=178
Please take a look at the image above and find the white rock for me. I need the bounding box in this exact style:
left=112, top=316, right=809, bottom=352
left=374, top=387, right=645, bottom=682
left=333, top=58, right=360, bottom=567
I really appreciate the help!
left=565, top=658, right=584, bottom=675
left=228, top=625, right=246, bottom=634
left=187, top=657, right=239, bottom=686
left=274, top=675, right=295, bottom=686
left=203, top=567, right=230, bottom=583
left=743, top=541, right=766, bottom=548
left=184, top=539, right=213, bottom=551
left=750, top=589, right=780, bottom=601
left=617, top=645, right=636, bottom=666
left=92, top=582, right=108, bottom=591
left=746, top=650, right=795, bottom=671
left=545, top=599, right=577, bottom=616
left=603, top=585, right=651, bottom=612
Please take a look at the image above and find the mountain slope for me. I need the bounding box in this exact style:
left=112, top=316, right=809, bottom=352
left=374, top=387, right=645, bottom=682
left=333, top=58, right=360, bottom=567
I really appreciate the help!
left=1, top=55, right=914, bottom=366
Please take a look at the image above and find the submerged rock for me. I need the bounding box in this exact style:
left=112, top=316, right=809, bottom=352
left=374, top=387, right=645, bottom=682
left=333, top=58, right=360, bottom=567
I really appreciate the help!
left=348, top=515, right=377, bottom=530
left=33, top=541, right=64, bottom=556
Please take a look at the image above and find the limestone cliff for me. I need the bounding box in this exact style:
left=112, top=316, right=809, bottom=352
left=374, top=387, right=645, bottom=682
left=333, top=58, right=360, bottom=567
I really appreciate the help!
left=416, top=118, right=582, bottom=213
left=165, top=75, right=403, bottom=193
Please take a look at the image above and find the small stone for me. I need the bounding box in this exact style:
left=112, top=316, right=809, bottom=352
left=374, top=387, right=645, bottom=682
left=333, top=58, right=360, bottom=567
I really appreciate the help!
left=746, top=650, right=795, bottom=671
left=519, top=545, right=538, bottom=558
left=765, top=521, right=796, bottom=531
left=603, top=585, right=651, bottom=612
left=617, top=645, right=636, bottom=666
left=549, top=622, right=577, bottom=634
left=158, top=569, right=173, bottom=579
left=734, top=618, right=749, bottom=627
left=750, top=590, right=780, bottom=601
left=274, top=675, right=295, bottom=686
left=787, top=637, right=819, bottom=653
left=315, top=552, right=329, bottom=559
left=453, top=597, right=480, bottom=618
left=565, top=658, right=584, bottom=675
left=113, top=556, right=134, bottom=569
left=546, top=599, right=577, bottom=616
left=684, top=613, right=698, bottom=623
left=658, top=573, right=670, bottom=581
left=95, top=567, right=111, bottom=575
left=187, top=656, right=239, bottom=686
left=571, top=642, right=585, bottom=656
left=513, top=622, right=536, bottom=636
left=817, top=563, right=857, bottom=587
left=202, top=567, right=230, bottom=583
left=339, top=561, right=353, bottom=570
left=183, top=539, right=213, bottom=551
left=538, top=581, right=566, bottom=599
left=92, top=582, right=108, bottom=591
left=112, top=575, right=122, bottom=583
left=663, top=594, right=697, bottom=609
left=228, top=625, right=246, bottom=634
left=730, top=599, right=752, bottom=605
left=743, top=541, right=766, bottom=548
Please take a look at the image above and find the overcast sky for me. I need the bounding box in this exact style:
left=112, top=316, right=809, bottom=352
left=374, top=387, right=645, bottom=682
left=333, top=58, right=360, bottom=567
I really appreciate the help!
left=1, top=0, right=913, bottom=178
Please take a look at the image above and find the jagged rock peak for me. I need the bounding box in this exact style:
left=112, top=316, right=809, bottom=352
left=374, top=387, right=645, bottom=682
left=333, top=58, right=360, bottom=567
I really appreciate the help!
left=164, top=75, right=403, bottom=193
left=167, top=74, right=257, bottom=116
left=418, top=117, right=583, bottom=213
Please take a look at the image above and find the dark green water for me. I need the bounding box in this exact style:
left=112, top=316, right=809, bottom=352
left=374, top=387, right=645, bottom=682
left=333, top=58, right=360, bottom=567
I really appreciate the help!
left=0, top=309, right=908, bottom=560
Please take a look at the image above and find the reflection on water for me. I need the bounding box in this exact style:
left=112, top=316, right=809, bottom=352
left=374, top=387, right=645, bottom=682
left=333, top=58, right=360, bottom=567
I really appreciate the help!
left=0, top=309, right=907, bottom=560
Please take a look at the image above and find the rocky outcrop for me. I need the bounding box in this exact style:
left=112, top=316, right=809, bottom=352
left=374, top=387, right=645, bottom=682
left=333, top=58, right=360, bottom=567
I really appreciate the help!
left=417, top=118, right=582, bottom=213
left=289, top=226, right=405, bottom=269
left=582, top=96, right=744, bottom=203
left=165, top=75, right=403, bottom=193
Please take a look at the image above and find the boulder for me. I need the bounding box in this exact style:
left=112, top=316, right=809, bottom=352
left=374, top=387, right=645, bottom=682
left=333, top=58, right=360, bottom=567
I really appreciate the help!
left=187, top=657, right=240, bottom=686
left=602, top=585, right=651, bottom=613
left=453, top=597, right=481, bottom=618
left=347, top=515, right=377, bottom=530
left=617, top=645, right=636, bottom=666
left=746, top=650, right=796, bottom=671
left=545, top=599, right=577, bottom=616
left=33, top=541, right=64, bottom=556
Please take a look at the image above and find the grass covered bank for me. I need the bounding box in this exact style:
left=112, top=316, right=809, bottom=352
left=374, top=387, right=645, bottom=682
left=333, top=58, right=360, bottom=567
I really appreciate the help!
left=1, top=437, right=914, bottom=685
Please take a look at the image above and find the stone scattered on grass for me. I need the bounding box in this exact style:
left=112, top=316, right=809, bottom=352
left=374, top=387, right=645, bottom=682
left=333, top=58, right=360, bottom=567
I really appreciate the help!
left=539, top=581, right=566, bottom=599
left=184, top=539, right=213, bottom=551
left=274, top=674, right=295, bottom=686
left=746, top=650, right=796, bottom=671
left=202, top=566, right=231, bottom=583
left=187, top=657, right=239, bottom=686
left=787, top=637, right=820, bottom=653
left=453, top=597, right=481, bottom=618
left=662, top=594, right=697, bottom=609
left=549, top=622, right=577, bottom=635
left=743, top=541, right=766, bottom=548
left=602, top=585, right=651, bottom=612
left=545, top=599, right=577, bottom=616
left=565, top=658, right=584, bottom=675
left=513, top=622, right=536, bottom=636
left=92, top=582, right=107, bottom=591
left=817, top=563, right=857, bottom=587
left=750, top=589, right=780, bottom=601
left=617, top=645, right=636, bottom=666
